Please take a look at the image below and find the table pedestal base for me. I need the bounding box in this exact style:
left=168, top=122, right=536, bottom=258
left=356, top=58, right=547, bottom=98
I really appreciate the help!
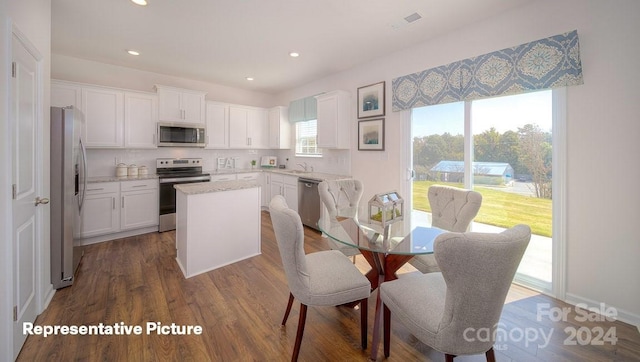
left=360, top=250, right=413, bottom=361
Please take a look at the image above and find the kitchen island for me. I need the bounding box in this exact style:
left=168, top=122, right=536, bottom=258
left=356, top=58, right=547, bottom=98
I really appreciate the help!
left=174, top=180, right=261, bottom=278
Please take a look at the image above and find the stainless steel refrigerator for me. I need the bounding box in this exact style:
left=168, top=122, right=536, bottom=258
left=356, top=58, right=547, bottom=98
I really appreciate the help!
left=50, top=106, right=87, bottom=289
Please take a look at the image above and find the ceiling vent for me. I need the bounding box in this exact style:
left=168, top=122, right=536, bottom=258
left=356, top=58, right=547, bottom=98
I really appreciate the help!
left=391, top=12, right=423, bottom=29
left=404, top=12, right=422, bottom=23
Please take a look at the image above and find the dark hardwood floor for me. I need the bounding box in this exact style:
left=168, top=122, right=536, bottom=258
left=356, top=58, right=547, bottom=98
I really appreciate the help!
left=18, top=211, right=640, bottom=361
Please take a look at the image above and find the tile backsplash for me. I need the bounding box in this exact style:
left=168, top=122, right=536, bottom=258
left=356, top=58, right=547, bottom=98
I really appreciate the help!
left=86, top=148, right=350, bottom=177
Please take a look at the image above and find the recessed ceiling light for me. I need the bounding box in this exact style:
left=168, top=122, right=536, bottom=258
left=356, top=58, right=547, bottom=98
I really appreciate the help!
left=246, top=77, right=254, bottom=81
left=131, top=0, right=148, bottom=6
left=127, top=50, right=140, bottom=56
left=289, top=52, right=300, bottom=58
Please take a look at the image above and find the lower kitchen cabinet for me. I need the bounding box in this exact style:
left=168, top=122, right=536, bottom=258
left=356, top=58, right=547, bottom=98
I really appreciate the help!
left=121, top=180, right=159, bottom=230
left=270, top=174, right=298, bottom=212
left=79, top=182, right=120, bottom=238
left=77, top=179, right=159, bottom=242
left=210, top=174, right=237, bottom=182
left=237, top=172, right=260, bottom=181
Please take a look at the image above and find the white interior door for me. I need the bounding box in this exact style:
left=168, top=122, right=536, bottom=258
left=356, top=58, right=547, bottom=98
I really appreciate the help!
left=11, top=31, right=43, bottom=359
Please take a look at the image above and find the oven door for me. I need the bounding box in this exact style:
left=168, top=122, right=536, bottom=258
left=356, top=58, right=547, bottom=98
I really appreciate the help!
left=158, top=176, right=209, bottom=231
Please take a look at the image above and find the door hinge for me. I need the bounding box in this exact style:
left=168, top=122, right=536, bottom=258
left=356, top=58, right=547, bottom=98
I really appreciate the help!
left=11, top=62, right=16, bottom=78
left=13, top=306, right=17, bottom=321
left=12, top=184, right=17, bottom=199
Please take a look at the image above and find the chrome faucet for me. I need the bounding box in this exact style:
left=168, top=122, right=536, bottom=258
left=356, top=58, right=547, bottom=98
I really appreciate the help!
left=297, top=162, right=308, bottom=172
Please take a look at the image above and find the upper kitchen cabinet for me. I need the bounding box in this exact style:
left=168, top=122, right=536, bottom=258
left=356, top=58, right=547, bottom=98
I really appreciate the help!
left=229, top=105, right=268, bottom=149
left=82, top=86, right=124, bottom=148
left=205, top=101, right=229, bottom=149
left=155, top=85, right=206, bottom=124
left=316, top=90, right=351, bottom=149
left=51, top=80, right=81, bottom=108
left=124, top=92, right=158, bottom=149
left=269, top=106, right=291, bottom=149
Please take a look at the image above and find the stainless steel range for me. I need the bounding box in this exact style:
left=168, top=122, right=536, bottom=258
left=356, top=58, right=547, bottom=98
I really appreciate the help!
left=157, top=158, right=211, bottom=232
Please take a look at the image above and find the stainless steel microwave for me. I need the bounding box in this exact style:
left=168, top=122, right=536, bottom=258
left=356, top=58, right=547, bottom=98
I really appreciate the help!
left=157, top=122, right=206, bottom=147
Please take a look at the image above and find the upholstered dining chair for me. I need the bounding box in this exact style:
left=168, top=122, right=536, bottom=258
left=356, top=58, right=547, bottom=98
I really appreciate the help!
left=409, top=185, right=482, bottom=273
left=318, top=179, right=364, bottom=259
left=380, top=224, right=531, bottom=361
left=269, top=195, right=371, bottom=362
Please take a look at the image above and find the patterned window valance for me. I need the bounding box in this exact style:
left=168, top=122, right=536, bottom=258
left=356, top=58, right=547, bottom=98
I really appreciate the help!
left=392, top=30, right=583, bottom=111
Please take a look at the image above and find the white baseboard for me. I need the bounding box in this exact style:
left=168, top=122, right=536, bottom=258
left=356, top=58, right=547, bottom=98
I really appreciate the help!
left=565, top=292, right=640, bottom=328
left=41, top=286, right=55, bottom=313
left=77, top=226, right=159, bottom=245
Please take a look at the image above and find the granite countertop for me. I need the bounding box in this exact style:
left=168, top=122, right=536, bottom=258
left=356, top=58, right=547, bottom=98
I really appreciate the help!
left=207, top=168, right=261, bottom=175
left=174, top=180, right=259, bottom=195
left=87, top=174, right=158, bottom=183
left=270, top=169, right=351, bottom=181
left=86, top=169, right=351, bottom=184
left=208, top=168, right=351, bottom=182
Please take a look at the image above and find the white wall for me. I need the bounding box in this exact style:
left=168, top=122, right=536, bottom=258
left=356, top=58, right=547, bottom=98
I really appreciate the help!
left=51, top=55, right=352, bottom=177
left=1, top=0, right=52, bottom=359
left=52, top=54, right=277, bottom=108
left=275, top=0, right=640, bottom=325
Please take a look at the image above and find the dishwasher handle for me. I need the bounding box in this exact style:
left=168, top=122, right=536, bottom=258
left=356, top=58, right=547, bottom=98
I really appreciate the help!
left=299, top=178, right=321, bottom=184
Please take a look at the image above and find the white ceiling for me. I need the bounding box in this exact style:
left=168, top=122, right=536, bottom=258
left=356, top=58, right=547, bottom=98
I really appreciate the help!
left=52, top=0, right=533, bottom=94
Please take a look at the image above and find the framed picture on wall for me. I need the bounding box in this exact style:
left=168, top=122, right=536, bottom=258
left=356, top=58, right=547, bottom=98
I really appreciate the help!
left=358, top=118, right=385, bottom=151
left=357, top=81, right=385, bottom=119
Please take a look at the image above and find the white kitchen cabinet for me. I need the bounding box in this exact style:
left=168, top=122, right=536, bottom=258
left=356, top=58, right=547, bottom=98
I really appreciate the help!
left=156, top=85, right=206, bottom=124
left=262, top=172, right=272, bottom=208
left=229, top=106, right=248, bottom=148
left=51, top=80, right=81, bottom=108
left=316, top=90, right=351, bottom=149
left=78, top=182, right=120, bottom=238
left=124, top=92, right=158, bottom=149
left=120, top=180, right=158, bottom=230
left=205, top=101, right=229, bottom=149
left=237, top=172, right=260, bottom=181
left=210, top=174, right=237, bottom=182
left=229, top=106, right=268, bottom=149
left=211, top=172, right=260, bottom=183
left=269, top=106, right=291, bottom=149
left=82, top=86, right=125, bottom=148
left=78, top=180, right=159, bottom=240
left=248, top=108, right=268, bottom=148
left=53, top=81, right=156, bottom=149
left=271, top=174, right=298, bottom=212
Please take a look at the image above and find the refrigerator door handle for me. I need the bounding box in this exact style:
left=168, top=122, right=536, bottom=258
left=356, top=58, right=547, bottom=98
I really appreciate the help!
left=78, top=137, right=88, bottom=212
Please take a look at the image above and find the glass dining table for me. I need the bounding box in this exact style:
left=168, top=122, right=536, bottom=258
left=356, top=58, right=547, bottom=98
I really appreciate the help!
left=318, top=217, right=445, bottom=360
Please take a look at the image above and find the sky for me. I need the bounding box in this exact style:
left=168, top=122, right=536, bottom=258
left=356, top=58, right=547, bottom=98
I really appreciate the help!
left=411, top=89, right=553, bottom=137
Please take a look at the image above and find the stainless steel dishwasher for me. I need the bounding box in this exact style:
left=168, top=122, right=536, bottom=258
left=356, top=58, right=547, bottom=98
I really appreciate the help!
left=298, top=178, right=321, bottom=230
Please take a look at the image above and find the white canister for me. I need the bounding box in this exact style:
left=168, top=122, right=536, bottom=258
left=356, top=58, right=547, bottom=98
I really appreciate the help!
left=139, top=165, right=148, bottom=175
left=128, top=164, right=138, bottom=177
left=116, top=163, right=128, bottom=177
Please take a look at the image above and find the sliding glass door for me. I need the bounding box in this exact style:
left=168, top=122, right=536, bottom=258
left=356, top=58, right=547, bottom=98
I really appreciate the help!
left=408, top=89, right=558, bottom=293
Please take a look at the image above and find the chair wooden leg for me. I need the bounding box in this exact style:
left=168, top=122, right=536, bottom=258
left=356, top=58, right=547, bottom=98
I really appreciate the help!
left=282, top=293, right=294, bottom=326
left=485, top=347, right=496, bottom=362
left=291, top=304, right=307, bottom=362
left=383, top=304, right=391, bottom=358
left=445, top=354, right=456, bottom=362
left=360, top=298, right=368, bottom=350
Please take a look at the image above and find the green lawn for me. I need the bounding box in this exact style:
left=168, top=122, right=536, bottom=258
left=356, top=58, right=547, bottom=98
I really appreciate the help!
left=413, top=181, right=552, bottom=237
